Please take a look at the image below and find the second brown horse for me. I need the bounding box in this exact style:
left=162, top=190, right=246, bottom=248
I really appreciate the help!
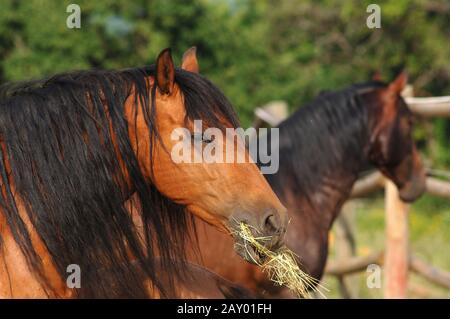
left=190, top=67, right=426, bottom=297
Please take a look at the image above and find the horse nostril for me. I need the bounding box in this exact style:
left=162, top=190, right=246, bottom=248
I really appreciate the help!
left=231, top=209, right=286, bottom=239
left=263, top=213, right=281, bottom=234
left=261, top=212, right=287, bottom=251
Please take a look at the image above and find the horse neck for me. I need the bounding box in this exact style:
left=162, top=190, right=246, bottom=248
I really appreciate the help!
left=270, top=97, right=374, bottom=230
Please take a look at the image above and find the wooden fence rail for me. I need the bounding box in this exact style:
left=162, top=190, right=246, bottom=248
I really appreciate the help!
left=405, top=96, right=450, bottom=117
left=325, top=252, right=450, bottom=290
left=350, top=171, right=450, bottom=201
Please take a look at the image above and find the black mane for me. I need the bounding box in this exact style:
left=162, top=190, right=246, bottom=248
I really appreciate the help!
left=264, top=82, right=386, bottom=200
left=0, top=65, right=239, bottom=298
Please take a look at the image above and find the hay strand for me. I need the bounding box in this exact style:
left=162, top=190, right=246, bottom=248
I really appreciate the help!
left=235, top=223, right=328, bottom=298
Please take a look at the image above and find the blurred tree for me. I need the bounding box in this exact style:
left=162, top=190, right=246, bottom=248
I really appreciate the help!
left=0, top=0, right=448, bottom=166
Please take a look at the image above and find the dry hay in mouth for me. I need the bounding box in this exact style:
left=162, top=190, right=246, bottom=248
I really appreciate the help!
left=235, top=223, right=328, bottom=298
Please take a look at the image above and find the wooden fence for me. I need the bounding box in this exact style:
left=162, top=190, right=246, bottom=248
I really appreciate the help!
left=253, top=87, right=450, bottom=298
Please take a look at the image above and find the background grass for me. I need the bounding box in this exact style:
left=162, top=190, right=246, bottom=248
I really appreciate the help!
left=324, top=194, right=450, bottom=298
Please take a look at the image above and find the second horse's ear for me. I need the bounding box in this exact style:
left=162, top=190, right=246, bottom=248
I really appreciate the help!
left=156, top=48, right=175, bottom=95
left=388, top=71, right=408, bottom=95
left=181, top=47, right=199, bottom=73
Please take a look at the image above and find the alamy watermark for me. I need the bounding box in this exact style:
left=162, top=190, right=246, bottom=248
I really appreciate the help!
left=366, top=263, right=382, bottom=289
left=66, top=3, right=382, bottom=31
left=170, top=120, right=280, bottom=175
left=366, top=4, right=381, bottom=29
left=66, top=4, right=81, bottom=29
left=66, top=264, right=81, bottom=289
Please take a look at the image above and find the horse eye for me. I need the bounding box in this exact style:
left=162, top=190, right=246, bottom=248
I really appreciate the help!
left=203, top=136, right=214, bottom=144
left=191, top=133, right=213, bottom=144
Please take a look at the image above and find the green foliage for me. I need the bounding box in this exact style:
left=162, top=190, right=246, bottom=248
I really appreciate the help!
left=0, top=0, right=449, bottom=164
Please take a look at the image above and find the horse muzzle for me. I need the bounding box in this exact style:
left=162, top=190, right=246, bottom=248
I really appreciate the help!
left=229, top=207, right=288, bottom=264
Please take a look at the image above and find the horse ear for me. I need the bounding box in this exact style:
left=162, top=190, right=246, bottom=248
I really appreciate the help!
left=181, top=46, right=199, bottom=73
left=156, top=48, right=175, bottom=95
left=388, top=71, right=408, bottom=95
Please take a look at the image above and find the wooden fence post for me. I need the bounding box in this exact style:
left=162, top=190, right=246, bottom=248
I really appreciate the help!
left=384, top=85, right=413, bottom=298
left=384, top=181, right=410, bottom=298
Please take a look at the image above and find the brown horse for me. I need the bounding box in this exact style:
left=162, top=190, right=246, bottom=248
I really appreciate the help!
left=191, top=72, right=427, bottom=297
left=147, top=258, right=256, bottom=299
left=0, top=48, right=287, bottom=298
